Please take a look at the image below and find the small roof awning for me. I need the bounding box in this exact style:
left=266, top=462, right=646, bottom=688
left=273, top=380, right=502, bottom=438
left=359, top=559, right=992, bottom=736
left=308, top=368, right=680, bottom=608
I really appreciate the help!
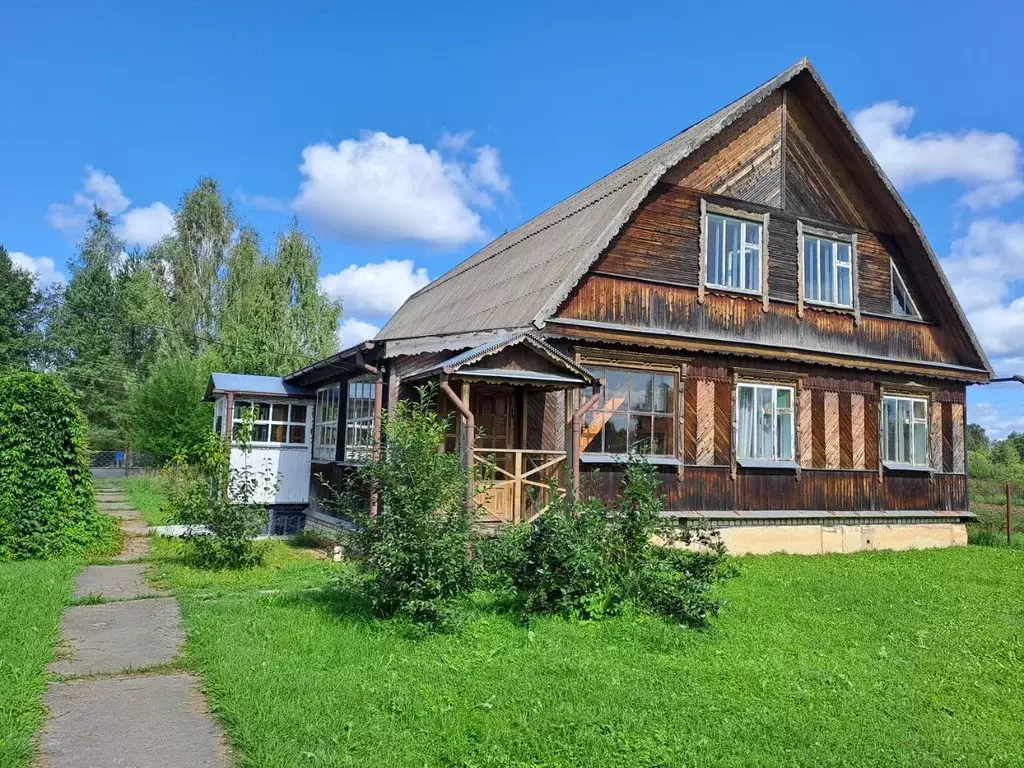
left=406, top=331, right=598, bottom=388
left=205, top=373, right=313, bottom=401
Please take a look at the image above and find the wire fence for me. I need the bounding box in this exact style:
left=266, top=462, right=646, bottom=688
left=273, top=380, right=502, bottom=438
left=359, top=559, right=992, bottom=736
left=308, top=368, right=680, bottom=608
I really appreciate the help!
left=88, top=450, right=163, bottom=477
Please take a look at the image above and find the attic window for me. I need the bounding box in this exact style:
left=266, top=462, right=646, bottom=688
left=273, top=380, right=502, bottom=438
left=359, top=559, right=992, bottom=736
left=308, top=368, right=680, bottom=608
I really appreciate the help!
left=891, top=261, right=919, bottom=317
left=705, top=213, right=762, bottom=294
left=803, top=233, right=853, bottom=308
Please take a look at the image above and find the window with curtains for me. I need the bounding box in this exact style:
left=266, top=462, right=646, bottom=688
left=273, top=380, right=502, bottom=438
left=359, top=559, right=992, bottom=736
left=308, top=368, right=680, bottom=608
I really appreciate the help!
left=735, top=383, right=794, bottom=462
left=344, top=376, right=376, bottom=463
left=232, top=401, right=307, bottom=445
left=313, top=385, right=340, bottom=461
left=882, top=395, right=929, bottom=467
left=705, top=213, right=763, bottom=293
left=581, top=366, right=676, bottom=456
left=803, top=233, right=853, bottom=308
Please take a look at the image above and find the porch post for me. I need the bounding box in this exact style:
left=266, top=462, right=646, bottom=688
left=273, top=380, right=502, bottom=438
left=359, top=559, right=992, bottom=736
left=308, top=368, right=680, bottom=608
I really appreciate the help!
left=224, top=391, right=234, bottom=444
left=357, top=352, right=383, bottom=519
left=439, top=375, right=475, bottom=508
left=571, top=382, right=602, bottom=500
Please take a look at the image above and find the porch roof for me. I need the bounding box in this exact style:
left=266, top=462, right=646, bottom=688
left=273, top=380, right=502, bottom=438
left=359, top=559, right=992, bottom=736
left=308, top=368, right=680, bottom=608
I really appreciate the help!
left=205, top=373, right=313, bottom=401
left=405, top=330, right=598, bottom=387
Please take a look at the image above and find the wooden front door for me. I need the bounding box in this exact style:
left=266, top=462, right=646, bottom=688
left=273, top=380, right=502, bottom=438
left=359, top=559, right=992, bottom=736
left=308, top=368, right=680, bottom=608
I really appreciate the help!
left=473, top=387, right=516, bottom=450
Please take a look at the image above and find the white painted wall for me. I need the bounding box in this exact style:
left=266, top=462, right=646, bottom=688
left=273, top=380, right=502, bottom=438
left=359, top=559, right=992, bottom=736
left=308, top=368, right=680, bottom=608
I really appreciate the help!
left=211, top=395, right=313, bottom=505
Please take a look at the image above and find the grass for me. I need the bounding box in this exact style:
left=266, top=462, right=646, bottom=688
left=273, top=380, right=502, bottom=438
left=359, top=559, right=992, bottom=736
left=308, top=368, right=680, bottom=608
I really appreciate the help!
left=0, top=559, right=78, bottom=767
left=155, top=545, right=1024, bottom=768
left=122, top=475, right=173, bottom=526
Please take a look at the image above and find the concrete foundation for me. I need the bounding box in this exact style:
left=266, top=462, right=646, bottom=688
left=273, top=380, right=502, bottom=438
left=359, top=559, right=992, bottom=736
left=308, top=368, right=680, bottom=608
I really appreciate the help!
left=713, top=521, right=968, bottom=556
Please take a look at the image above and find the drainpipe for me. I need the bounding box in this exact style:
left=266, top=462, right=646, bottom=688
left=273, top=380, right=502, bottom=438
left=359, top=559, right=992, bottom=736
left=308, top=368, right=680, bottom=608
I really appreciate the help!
left=439, top=374, right=475, bottom=506
left=356, top=351, right=384, bottom=519
left=571, top=382, right=603, bottom=500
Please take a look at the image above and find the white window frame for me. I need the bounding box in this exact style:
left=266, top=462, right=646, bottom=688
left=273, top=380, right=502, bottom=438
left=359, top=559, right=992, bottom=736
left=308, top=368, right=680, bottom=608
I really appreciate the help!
left=344, top=376, right=376, bottom=464
left=890, top=260, right=920, bottom=318
left=882, top=394, right=929, bottom=468
left=735, top=382, right=795, bottom=463
left=704, top=212, right=763, bottom=295
left=313, top=385, right=340, bottom=462
left=803, top=232, right=854, bottom=309
left=232, top=400, right=309, bottom=446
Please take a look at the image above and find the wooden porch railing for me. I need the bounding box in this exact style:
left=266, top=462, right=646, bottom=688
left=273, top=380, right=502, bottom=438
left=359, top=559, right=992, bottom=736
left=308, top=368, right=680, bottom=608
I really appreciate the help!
left=472, top=449, right=567, bottom=524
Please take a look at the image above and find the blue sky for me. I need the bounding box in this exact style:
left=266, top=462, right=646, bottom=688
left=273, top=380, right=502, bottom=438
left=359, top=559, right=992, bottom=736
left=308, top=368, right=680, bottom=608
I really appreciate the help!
left=3, top=1, right=1024, bottom=437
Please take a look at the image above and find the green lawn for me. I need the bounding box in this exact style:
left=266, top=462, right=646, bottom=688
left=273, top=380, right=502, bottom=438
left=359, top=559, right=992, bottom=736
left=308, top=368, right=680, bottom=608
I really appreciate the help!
left=0, top=559, right=78, bottom=767
left=157, top=545, right=1024, bottom=767
left=122, top=475, right=173, bottom=526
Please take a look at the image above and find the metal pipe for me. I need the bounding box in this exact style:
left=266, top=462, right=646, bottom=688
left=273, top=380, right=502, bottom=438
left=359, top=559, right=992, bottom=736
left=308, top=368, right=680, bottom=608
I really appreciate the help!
left=439, top=376, right=475, bottom=506
left=988, top=375, right=1024, bottom=385
left=571, top=383, right=603, bottom=500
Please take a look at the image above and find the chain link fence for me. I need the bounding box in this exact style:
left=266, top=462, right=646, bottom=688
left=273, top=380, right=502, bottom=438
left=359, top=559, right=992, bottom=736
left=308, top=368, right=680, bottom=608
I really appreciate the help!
left=88, top=450, right=163, bottom=478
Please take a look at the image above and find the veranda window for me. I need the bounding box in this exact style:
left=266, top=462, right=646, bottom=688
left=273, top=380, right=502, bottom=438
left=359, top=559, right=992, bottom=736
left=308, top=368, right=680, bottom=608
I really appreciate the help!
left=736, top=383, right=794, bottom=462
left=232, top=401, right=307, bottom=445
left=344, top=376, right=376, bottom=463
left=582, top=366, right=676, bottom=456
left=804, top=234, right=853, bottom=307
left=313, top=385, right=340, bottom=461
left=882, top=395, right=929, bottom=467
left=706, top=213, right=762, bottom=293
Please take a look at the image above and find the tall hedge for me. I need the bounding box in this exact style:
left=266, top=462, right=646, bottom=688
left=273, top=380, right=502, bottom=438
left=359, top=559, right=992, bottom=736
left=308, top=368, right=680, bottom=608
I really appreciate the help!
left=0, top=372, right=115, bottom=561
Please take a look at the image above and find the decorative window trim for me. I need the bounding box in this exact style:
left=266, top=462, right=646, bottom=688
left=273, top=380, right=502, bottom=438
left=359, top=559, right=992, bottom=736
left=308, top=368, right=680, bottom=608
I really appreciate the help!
left=313, top=385, right=340, bottom=462
left=698, top=200, right=770, bottom=303
left=734, top=381, right=796, bottom=466
left=232, top=400, right=310, bottom=447
left=890, top=259, right=920, bottom=318
left=880, top=393, right=930, bottom=470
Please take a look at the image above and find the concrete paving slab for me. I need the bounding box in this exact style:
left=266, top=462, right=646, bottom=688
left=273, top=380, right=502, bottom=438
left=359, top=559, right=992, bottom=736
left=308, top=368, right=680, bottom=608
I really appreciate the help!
left=99, top=508, right=142, bottom=520
left=41, top=673, right=229, bottom=768
left=114, top=535, right=151, bottom=561
left=74, top=565, right=161, bottom=600
left=49, top=599, right=184, bottom=676
left=120, top=519, right=150, bottom=536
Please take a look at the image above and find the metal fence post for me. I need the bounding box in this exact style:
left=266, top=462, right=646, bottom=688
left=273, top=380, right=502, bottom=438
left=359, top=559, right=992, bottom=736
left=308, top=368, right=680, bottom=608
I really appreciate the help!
left=1007, top=483, right=1014, bottom=547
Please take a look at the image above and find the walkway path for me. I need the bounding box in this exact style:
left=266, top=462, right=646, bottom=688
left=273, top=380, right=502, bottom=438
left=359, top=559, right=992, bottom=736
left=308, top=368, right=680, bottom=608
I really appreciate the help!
left=38, top=487, right=229, bottom=767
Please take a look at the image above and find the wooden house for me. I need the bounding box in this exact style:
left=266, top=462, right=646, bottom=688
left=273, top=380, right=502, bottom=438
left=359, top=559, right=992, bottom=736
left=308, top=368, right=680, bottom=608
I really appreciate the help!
left=211, top=59, right=990, bottom=554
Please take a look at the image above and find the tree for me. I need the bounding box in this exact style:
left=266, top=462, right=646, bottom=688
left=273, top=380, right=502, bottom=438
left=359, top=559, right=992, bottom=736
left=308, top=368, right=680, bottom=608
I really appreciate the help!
left=49, top=209, right=133, bottom=449
left=0, top=245, right=45, bottom=373
left=129, top=352, right=217, bottom=461
left=965, top=423, right=989, bottom=455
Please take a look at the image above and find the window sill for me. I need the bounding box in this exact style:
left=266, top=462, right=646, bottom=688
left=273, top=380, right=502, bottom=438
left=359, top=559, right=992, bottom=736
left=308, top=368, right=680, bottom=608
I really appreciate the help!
left=580, top=453, right=682, bottom=467
left=736, top=458, right=800, bottom=470
left=804, top=300, right=854, bottom=313
left=882, top=461, right=931, bottom=473
left=704, top=285, right=763, bottom=299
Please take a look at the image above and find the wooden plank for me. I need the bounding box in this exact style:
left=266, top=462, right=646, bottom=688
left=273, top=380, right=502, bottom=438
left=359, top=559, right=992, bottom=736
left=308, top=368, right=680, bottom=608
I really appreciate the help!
left=798, top=387, right=813, bottom=468
left=695, top=379, right=715, bottom=465
left=930, top=399, right=944, bottom=471
left=824, top=391, right=841, bottom=469
left=951, top=402, right=965, bottom=474
left=715, top=379, right=733, bottom=467
left=839, top=391, right=853, bottom=468
left=851, top=393, right=865, bottom=469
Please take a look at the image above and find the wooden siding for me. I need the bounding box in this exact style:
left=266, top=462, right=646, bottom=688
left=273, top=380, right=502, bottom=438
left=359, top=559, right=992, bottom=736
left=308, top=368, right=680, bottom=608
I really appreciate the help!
left=581, top=467, right=967, bottom=514
left=663, top=91, right=783, bottom=208
left=560, top=274, right=965, bottom=367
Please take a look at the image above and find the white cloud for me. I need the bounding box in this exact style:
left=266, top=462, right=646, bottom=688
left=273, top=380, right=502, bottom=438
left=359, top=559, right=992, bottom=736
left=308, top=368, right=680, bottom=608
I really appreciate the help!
left=337, top=317, right=381, bottom=349
left=9, top=251, right=65, bottom=288
left=116, top=202, right=175, bottom=247
left=293, top=130, right=511, bottom=247
left=853, top=101, right=1023, bottom=210
left=73, top=165, right=131, bottom=215
left=236, top=190, right=288, bottom=212
left=969, top=401, right=1024, bottom=441
left=45, top=203, right=89, bottom=239
left=320, top=259, right=430, bottom=316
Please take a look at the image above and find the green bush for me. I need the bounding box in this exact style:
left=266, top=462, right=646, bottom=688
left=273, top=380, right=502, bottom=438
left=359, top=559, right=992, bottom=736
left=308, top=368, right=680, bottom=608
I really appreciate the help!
left=0, top=372, right=117, bottom=561
left=494, top=458, right=732, bottom=625
left=330, top=384, right=475, bottom=628
left=166, top=414, right=276, bottom=569
left=129, top=353, right=216, bottom=462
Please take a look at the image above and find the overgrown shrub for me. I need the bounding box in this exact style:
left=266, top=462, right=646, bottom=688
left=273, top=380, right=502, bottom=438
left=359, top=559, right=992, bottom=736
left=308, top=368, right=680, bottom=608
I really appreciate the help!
left=0, top=372, right=117, bottom=561
left=166, top=412, right=277, bottom=569
left=493, top=458, right=732, bottom=625
left=328, top=384, right=475, bottom=627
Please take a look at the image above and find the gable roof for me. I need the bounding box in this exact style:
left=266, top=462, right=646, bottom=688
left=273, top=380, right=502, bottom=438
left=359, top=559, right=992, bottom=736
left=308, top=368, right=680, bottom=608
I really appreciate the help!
left=403, top=330, right=598, bottom=385
left=375, top=59, right=991, bottom=376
